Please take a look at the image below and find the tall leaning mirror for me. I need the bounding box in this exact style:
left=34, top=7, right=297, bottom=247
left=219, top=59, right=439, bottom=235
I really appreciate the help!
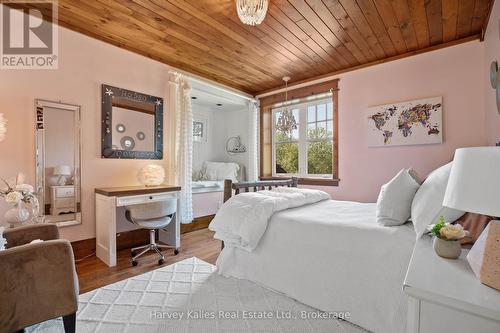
left=35, top=100, right=82, bottom=227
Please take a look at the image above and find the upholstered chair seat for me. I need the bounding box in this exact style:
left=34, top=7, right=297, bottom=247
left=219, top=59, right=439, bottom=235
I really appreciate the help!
left=0, top=224, right=79, bottom=333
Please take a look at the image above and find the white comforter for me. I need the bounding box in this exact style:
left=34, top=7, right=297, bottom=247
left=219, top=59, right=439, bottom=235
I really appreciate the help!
left=209, top=187, right=330, bottom=251
left=216, top=200, right=415, bottom=333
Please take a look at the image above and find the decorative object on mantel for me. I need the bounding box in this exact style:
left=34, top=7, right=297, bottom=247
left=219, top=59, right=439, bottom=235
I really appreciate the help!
left=443, top=146, right=500, bottom=290
left=138, top=164, right=165, bottom=187
left=0, top=113, right=6, bottom=142
left=428, top=216, right=469, bottom=259
left=53, top=165, right=72, bottom=186
left=236, top=0, right=268, bottom=26
left=0, top=174, right=39, bottom=228
left=226, top=136, right=247, bottom=154
left=367, top=96, right=442, bottom=147
left=489, top=60, right=500, bottom=114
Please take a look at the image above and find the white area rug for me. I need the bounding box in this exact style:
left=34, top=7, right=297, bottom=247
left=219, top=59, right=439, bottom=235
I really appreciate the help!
left=28, top=257, right=367, bottom=333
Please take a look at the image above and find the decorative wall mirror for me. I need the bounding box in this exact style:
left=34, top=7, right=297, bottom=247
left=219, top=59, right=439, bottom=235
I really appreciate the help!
left=101, top=84, right=163, bottom=159
left=35, top=100, right=82, bottom=227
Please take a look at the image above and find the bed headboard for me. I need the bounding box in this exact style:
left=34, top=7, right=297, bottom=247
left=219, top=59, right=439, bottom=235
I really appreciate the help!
left=223, top=177, right=299, bottom=203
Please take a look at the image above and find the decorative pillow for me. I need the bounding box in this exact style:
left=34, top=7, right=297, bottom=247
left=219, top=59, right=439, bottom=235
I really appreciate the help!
left=376, top=169, right=421, bottom=226
left=411, top=162, right=465, bottom=239
left=202, top=162, right=240, bottom=182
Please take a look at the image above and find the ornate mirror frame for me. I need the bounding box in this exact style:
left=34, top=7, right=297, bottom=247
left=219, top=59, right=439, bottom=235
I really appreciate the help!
left=35, top=99, right=82, bottom=227
left=101, top=84, right=164, bottom=159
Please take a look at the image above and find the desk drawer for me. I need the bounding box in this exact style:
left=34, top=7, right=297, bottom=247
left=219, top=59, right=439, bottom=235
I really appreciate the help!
left=56, top=187, right=74, bottom=198
left=116, top=192, right=177, bottom=207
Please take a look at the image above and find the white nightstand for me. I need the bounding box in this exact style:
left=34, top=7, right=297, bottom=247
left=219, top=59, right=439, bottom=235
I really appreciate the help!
left=404, top=237, right=500, bottom=333
left=50, top=185, right=76, bottom=216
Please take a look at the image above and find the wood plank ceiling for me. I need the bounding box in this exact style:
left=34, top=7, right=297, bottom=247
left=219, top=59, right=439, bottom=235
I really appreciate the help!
left=15, top=0, right=494, bottom=94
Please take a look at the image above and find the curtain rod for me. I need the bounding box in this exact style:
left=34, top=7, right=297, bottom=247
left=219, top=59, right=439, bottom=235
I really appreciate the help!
left=256, top=78, right=340, bottom=99
left=169, top=70, right=256, bottom=102
left=271, top=90, right=336, bottom=108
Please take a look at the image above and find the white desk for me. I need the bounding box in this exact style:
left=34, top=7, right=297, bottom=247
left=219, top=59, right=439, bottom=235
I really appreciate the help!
left=404, top=237, right=500, bottom=333
left=95, top=185, right=181, bottom=267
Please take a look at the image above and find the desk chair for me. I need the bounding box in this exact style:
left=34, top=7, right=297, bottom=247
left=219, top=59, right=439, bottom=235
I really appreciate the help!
left=125, top=200, right=179, bottom=266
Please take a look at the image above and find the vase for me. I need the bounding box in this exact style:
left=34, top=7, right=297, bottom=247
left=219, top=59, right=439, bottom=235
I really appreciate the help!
left=4, top=201, right=30, bottom=228
left=433, top=237, right=462, bottom=259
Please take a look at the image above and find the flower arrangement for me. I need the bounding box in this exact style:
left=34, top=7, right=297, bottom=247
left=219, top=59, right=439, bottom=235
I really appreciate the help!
left=428, top=216, right=469, bottom=259
left=429, top=216, right=469, bottom=241
left=0, top=174, right=37, bottom=207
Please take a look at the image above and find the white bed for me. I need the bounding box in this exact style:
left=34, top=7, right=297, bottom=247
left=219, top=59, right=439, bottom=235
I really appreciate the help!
left=216, top=199, right=415, bottom=333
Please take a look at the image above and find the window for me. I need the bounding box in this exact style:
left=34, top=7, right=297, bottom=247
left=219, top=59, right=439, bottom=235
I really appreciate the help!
left=272, top=98, right=334, bottom=179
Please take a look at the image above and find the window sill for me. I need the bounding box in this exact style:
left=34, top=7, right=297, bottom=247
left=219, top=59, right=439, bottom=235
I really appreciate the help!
left=260, top=176, right=339, bottom=187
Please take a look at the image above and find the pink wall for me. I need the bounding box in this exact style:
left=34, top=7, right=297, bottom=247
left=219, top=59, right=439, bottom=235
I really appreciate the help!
left=0, top=25, right=173, bottom=241
left=0, top=15, right=489, bottom=241
left=305, top=41, right=487, bottom=202
left=483, top=0, right=500, bottom=145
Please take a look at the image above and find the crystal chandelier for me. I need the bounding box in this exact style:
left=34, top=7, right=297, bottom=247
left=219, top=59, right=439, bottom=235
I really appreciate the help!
left=236, top=0, right=268, bottom=26
left=276, top=77, right=297, bottom=135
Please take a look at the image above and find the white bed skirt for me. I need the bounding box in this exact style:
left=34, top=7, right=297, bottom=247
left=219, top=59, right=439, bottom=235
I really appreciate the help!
left=216, top=200, right=416, bottom=333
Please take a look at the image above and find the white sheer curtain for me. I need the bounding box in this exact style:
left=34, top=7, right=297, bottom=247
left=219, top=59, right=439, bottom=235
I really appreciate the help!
left=173, top=73, right=193, bottom=224
left=247, top=100, right=259, bottom=181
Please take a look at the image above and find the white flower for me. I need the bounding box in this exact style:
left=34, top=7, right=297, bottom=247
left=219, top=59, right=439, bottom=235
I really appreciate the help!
left=5, top=191, right=23, bottom=205
left=439, top=224, right=468, bottom=240
left=15, top=184, right=34, bottom=194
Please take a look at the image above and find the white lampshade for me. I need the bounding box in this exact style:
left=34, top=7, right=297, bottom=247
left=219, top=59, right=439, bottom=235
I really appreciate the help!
left=138, top=164, right=165, bottom=186
left=53, top=165, right=72, bottom=176
left=443, top=147, right=500, bottom=217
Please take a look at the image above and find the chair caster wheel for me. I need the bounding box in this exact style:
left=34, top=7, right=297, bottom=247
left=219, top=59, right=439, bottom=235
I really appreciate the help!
left=158, top=259, right=164, bottom=265
left=131, top=251, right=136, bottom=257
left=174, top=249, right=179, bottom=255
left=132, top=260, right=138, bottom=267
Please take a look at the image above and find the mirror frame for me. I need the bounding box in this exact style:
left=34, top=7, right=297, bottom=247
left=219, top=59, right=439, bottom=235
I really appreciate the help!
left=101, top=84, right=163, bottom=159
left=35, top=99, right=82, bottom=227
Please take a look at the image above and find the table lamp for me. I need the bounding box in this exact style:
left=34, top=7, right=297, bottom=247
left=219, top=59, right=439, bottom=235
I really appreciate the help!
left=138, top=164, right=165, bottom=187
left=443, top=147, right=500, bottom=291
left=53, top=165, right=72, bottom=186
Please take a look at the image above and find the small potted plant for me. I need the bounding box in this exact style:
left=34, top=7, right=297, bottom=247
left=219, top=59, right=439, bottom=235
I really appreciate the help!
left=428, top=216, right=469, bottom=259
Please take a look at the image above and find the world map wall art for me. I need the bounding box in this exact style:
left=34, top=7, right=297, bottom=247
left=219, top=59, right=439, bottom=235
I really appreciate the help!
left=367, top=96, right=443, bottom=147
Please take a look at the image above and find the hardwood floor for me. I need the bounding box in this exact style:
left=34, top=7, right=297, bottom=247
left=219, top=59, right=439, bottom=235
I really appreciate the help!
left=75, top=228, right=221, bottom=294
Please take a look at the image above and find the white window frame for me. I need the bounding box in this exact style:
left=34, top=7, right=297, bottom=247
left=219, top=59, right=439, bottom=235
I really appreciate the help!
left=271, top=98, right=334, bottom=179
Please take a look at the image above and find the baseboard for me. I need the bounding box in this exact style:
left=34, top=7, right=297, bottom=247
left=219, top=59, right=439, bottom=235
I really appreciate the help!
left=181, top=214, right=215, bottom=234
left=71, top=215, right=215, bottom=260
left=71, top=228, right=153, bottom=260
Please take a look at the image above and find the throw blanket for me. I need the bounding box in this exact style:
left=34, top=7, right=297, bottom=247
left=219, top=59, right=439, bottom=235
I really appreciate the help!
left=209, top=187, right=330, bottom=251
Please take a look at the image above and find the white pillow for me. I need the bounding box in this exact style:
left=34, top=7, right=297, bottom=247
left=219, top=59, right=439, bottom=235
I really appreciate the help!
left=411, top=162, right=465, bottom=239
left=202, top=162, right=240, bottom=182
left=376, top=169, right=421, bottom=226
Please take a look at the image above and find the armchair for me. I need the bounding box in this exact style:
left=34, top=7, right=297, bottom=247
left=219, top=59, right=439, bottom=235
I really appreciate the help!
left=0, top=224, right=79, bottom=333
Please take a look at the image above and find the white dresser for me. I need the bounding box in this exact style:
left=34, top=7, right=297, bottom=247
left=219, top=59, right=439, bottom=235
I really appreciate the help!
left=50, top=185, right=76, bottom=215
left=404, top=237, right=500, bottom=333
